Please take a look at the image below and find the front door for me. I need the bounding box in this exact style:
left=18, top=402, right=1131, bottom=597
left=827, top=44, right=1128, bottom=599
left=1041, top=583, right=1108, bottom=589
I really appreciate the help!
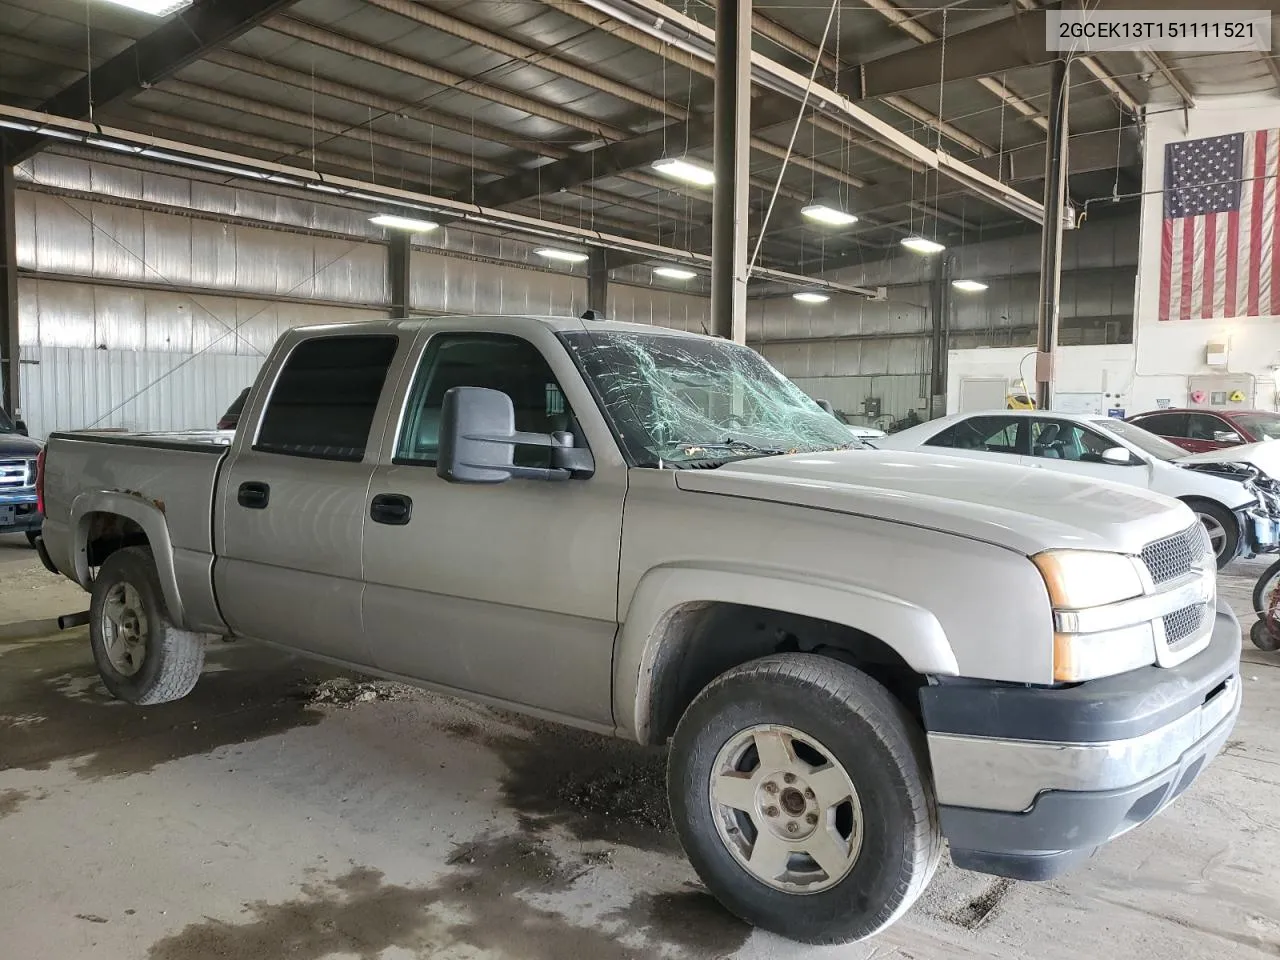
left=1025, top=418, right=1153, bottom=489
left=361, top=327, right=627, bottom=727
left=216, top=332, right=408, bottom=665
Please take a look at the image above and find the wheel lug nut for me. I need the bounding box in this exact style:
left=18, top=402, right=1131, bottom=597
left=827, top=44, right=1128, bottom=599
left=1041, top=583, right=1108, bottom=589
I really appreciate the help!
left=786, top=822, right=798, bottom=834
left=783, top=773, right=797, bottom=784
left=763, top=781, right=778, bottom=794
left=804, top=788, right=815, bottom=800
left=764, top=806, right=779, bottom=818
left=806, top=813, right=819, bottom=825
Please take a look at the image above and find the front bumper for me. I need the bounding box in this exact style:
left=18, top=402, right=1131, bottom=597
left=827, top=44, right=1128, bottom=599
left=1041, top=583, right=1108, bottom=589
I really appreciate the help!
left=921, top=603, right=1242, bottom=881
left=1240, top=504, right=1280, bottom=557
left=0, top=497, right=41, bottom=534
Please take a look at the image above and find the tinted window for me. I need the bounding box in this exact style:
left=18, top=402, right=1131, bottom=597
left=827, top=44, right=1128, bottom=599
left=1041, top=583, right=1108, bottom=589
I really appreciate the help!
left=1130, top=412, right=1188, bottom=438
left=397, top=334, right=574, bottom=468
left=1186, top=413, right=1232, bottom=441
left=255, top=335, right=398, bottom=461
left=926, top=416, right=1022, bottom=455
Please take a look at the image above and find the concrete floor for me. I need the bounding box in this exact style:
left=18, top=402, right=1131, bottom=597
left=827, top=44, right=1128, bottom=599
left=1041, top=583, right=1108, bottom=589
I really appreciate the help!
left=0, top=533, right=1277, bottom=959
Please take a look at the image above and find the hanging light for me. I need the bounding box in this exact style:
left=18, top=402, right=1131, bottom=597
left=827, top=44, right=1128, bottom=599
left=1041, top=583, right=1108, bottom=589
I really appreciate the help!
left=536, top=248, right=590, bottom=263
left=653, top=266, right=697, bottom=280
left=900, top=236, right=946, bottom=255
left=793, top=292, right=830, bottom=304
left=652, top=157, right=716, bottom=186
left=802, top=204, right=859, bottom=226
left=952, top=279, right=989, bottom=292
left=370, top=214, right=439, bottom=233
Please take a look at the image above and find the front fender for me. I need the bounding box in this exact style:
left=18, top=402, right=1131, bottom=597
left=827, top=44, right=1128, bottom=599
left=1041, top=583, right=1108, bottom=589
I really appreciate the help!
left=70, top=491, right=188, bottom=628
left=614, top=562, right=960, bottom=743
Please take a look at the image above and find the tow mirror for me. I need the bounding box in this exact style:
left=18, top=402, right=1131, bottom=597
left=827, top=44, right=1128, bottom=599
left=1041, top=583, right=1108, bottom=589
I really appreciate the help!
left=1101, top=446, right=1135, bottom=465
left=436, top=386, right=594, bottom=484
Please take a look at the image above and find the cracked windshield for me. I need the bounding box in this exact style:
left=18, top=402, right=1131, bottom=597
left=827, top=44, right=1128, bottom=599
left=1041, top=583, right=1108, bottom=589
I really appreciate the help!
left=562, top=330, right=859, bottom=467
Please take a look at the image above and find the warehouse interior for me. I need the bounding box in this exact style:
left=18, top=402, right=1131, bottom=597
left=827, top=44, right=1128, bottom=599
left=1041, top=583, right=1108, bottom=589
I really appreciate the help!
left=1, top=0, right=1279, bottom=957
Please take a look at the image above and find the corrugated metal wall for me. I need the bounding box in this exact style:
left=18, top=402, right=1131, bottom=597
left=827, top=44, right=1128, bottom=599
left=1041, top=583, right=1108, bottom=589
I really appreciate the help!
left=7, top=148, right=1140, bottom=434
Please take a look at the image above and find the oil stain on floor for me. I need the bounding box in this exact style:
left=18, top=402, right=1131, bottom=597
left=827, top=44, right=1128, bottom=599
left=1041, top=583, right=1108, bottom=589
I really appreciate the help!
left=147, top=833, right=752, bottom=960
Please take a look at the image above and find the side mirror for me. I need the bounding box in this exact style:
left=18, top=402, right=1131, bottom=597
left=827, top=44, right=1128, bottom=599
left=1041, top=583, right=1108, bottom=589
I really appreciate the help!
left=815, top=399, right=835, bottom=415
left=1101, top=446, right=1136, bottom=465
left=14, top=419, right=27, bottom=436
left=1214, top=430, right=1243, bottom=444
left=436, top=386, right=594, bottom=485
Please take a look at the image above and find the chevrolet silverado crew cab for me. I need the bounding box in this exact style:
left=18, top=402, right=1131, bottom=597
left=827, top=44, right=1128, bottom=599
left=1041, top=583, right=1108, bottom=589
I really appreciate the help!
left=36, top=315, right=1241, bottom=944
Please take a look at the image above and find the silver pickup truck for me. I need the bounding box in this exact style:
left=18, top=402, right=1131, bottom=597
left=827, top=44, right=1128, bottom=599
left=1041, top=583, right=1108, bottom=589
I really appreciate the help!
left=36, top=315, right=1241, bottom=944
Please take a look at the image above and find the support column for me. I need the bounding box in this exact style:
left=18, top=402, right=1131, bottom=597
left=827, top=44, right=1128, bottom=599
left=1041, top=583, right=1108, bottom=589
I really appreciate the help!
left=711, top=0, right=750, bottom=343
left=1035, top=59, right=1070, bottom=410
left=388, top=232, right=412, bottom=319
left=0, top=165, right=17, bottom=414
left=587, top=249, right=609, bottom=315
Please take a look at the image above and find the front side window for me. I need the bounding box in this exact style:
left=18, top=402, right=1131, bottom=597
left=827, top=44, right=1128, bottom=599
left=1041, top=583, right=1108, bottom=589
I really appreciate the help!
left=397, top=334, right=574, bottom=468
left=1031, top=420, right=1113, bottom=462
left=1186, top=413, right=1232, bottom=441
left=926, top=416, right=1022, bottom=455
left=255, top=335, right=398, bottom=461
left=560, top=330, right=854, bottom=466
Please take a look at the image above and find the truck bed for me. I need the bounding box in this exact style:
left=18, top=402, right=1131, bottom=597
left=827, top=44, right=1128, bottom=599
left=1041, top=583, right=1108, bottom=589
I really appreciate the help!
left=41, top=429, right=233, bottom=634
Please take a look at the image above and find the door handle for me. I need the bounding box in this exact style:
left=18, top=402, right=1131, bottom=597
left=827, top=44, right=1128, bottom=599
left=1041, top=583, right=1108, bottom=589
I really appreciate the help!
left=370, top=493, right=413, bottom=526
left=237, top=481, right=270, bottom=509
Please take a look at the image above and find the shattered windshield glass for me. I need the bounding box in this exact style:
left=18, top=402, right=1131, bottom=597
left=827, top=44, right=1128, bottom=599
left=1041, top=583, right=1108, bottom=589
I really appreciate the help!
left=561, top=329, right=859, bottom=467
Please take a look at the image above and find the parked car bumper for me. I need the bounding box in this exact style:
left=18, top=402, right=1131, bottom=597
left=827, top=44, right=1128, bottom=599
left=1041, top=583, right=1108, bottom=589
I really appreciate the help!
left=920, top=603, right=1242, bottom=881
left=0, top=495, right=41, bottom=535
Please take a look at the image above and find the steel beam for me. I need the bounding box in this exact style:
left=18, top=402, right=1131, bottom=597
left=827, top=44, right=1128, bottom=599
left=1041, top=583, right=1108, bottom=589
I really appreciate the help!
left=712, top=0, right=751, bottom=343
left=0, top=165, right=16, bottom=414
left=2, top=0, right=299, bottom=164
left=388, top=233, right=412, bottom=319
left=1036, top=61, right=1070, bottom=411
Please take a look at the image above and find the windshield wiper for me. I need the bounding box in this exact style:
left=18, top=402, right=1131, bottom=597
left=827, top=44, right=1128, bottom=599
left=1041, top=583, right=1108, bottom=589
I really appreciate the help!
left=679, top=438, right=790, bottom=456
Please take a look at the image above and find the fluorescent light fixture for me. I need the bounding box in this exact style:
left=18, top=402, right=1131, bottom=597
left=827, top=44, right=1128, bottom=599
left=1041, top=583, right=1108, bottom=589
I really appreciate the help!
left=802, top=204, right=858, bottom=226
left=900, top=235, right=946, bottom=255
left=370, top=214, right=439, bottom=233
left=536, top=248, right=590, bottom=263
left=652, top=157, right=715, bottom=186
left=86, top=137, right=143, bottom=153
left=952, top=279, right=989, bottom=292
left=793, top=291, right=830, bottom=304
left=99, top=0, right=193, bottom=16
left=653, top=266, right=697, bottom=280
left=35, top=127, right=82, bottom=142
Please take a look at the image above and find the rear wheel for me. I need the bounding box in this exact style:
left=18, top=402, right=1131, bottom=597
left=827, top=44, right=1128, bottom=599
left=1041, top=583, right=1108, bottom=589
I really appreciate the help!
left=1185, top=499, right=1238, bottom=569
left=89, top=546, right=204, bottom=704
left=667, top=653, right=940, bottom=944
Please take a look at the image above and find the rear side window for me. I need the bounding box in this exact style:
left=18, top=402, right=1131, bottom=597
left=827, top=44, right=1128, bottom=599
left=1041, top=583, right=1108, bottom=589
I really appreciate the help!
left=255, top=335, right=398, bottom=461
left=1130, top=412, right=1187, bottom=438
left=926, top=416, right=1022, bottom=455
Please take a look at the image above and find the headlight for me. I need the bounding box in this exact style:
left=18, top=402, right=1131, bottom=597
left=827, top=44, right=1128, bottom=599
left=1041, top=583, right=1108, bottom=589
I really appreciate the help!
left=1033, top=550, right=1154, bottom=683
left=1032, top=550, right=1145, bottom=609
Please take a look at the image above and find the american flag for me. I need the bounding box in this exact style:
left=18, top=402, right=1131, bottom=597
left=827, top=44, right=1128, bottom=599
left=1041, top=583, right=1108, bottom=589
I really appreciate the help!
left=1160, top=130, right=1277, bottom=321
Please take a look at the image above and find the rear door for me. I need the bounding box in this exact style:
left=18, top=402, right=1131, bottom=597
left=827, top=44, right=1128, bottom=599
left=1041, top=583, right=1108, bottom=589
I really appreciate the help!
left=922, top=415, right=1028, bottom=465
left=215, top=331, right=411, bottom=664
left=360, top=324, right=627, bottom=727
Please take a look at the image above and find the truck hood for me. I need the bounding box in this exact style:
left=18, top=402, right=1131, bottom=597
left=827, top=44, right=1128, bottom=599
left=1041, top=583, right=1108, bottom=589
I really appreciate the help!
left=674, top=449, right=1192, bottom=556
left=0, top=432, right=42, bottom=457
left=1179, top=439, right=1280, bottom=478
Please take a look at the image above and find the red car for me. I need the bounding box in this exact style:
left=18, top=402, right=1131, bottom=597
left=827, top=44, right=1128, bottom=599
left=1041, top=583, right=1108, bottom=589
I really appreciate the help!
left=1126, top=408, right=1280, bottom=452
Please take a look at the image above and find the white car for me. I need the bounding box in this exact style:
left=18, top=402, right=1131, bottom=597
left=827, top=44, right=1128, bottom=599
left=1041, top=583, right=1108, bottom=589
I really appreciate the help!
left=876, top=409, right=1280, bottom=567
left=846, top=423, right=887, bottom=441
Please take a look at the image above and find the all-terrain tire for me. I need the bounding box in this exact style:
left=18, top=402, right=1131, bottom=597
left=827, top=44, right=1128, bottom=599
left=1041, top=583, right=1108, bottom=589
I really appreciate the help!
left=667, top=653, right=941, bottom=944
left=89, top=546, right=204, bottom=705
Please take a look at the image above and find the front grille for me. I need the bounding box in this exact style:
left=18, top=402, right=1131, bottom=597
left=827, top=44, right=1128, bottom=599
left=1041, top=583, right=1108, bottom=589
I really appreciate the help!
left=1163, top=602, right=1208, bottom=647
left=0, top=459, right=33, bottom=489
left=1141, top=524, right=1211, bottom=585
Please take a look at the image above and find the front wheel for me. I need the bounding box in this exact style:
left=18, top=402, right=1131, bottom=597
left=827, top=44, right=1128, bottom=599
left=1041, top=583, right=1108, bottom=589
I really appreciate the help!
left=1185, top=499, right=1238, bottom=569
left=89, top=546, right=205, bottom=705
left=667, top=654, right=941, bottom=944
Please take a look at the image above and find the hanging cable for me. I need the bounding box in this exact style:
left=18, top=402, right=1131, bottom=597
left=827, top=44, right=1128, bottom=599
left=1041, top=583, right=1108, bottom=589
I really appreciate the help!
left=749, top=0, right=841, bottom=273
